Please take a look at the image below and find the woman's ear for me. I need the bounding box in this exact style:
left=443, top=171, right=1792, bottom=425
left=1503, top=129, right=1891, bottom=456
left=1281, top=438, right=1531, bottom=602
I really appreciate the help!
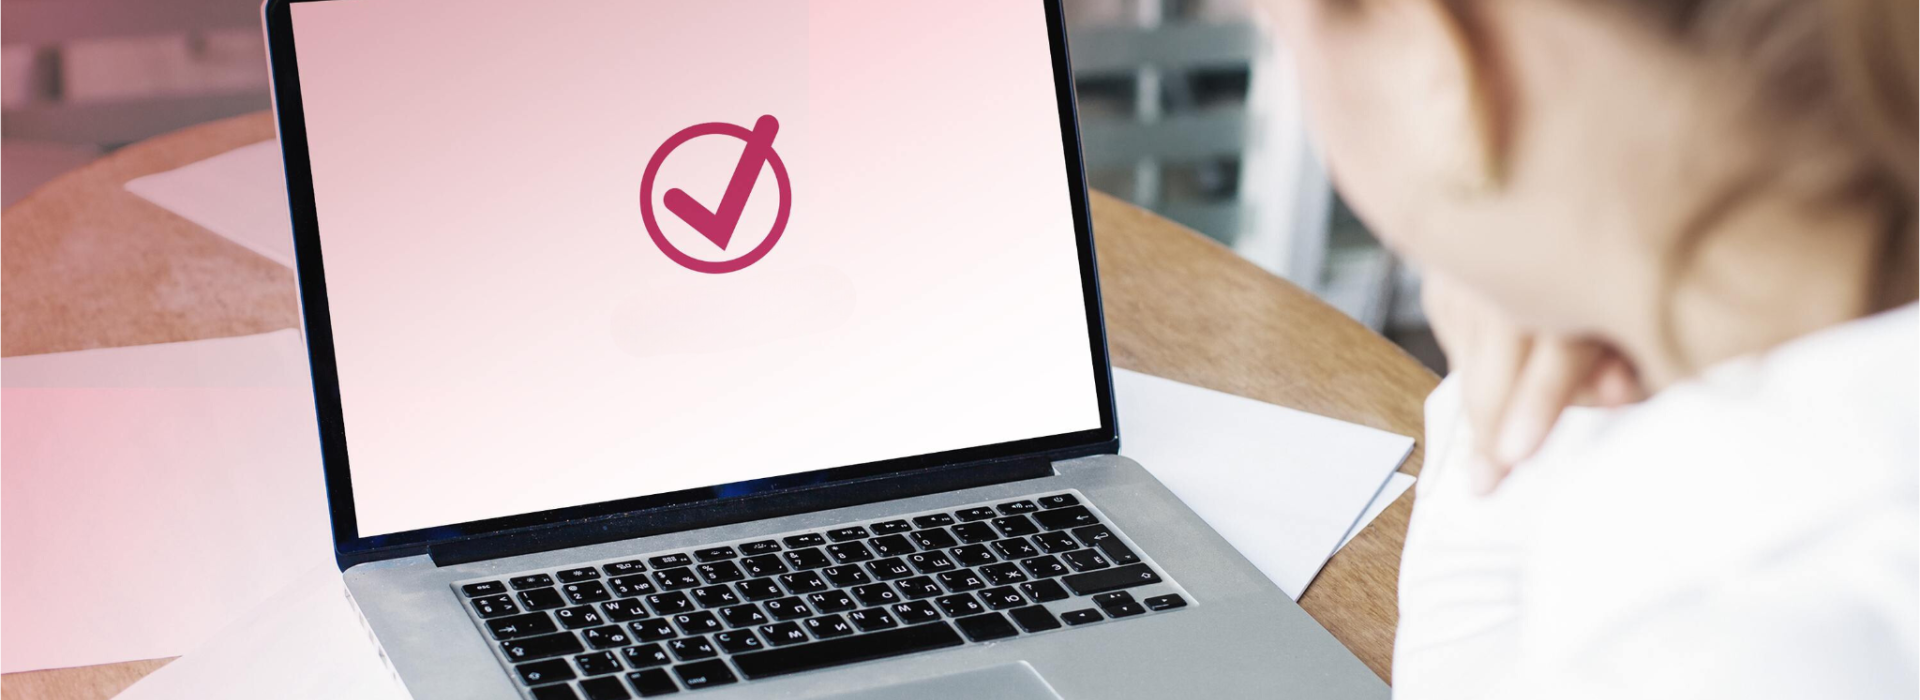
left=1388, top=0, right=1508, bottom=194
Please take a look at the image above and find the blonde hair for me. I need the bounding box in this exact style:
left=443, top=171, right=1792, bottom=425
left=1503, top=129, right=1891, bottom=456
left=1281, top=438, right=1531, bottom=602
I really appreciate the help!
left=1625, top=0, right=1918, bottom=309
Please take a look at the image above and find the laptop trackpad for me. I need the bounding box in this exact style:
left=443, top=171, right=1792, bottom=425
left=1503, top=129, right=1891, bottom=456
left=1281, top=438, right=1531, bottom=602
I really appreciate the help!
left=826, top=663, right=1060, bottom=700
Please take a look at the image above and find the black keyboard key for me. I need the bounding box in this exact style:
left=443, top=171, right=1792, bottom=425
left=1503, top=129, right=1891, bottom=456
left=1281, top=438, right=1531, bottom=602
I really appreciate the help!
left=1062, top=550, right=1111, bottom=572
left=824, top=541, right=873, bottom=564
left=936, top=570, right=986, bottom=592
left=1032, top=532, right=1080, bottom=553
left=532, top=683, right=580, bottom=700
left=1061, top=608, right=1103, bottom=626
left=624, top=669, right=677, bottom=697
left=890, top=600, right=942, bottom=625
left=911, top=513, right=955, bottom=529
left=778, top=571, right=828, bottom=595
left=695, top=561, right=745, bottom=584
left=672, top=659, right=736, bottom=689
left=955, top=506, right=996, bottom=521
left=735, top=578, right=783, bottom=601
left=804, top=613, right=855, bottom=639
left=628, top=618, right=677, bottom=642
left=511, top=574, right=556, bottom=590
left=1145, top=594, right=1187, bottom=611
left=582, top=625, right=633, bottom=649
left=689, top=585, right=739, bottom=609
left=1037, top=494, right=1080, bottom=509
left=847, top=607, right=899, bottom=632
left=896, top=576, right=943, bottom=599
left=623, top=643, right=671, bottom=668
left=936, top=593, right=984, bottom=617
left=1105, top=600, right=1146, bottom=617
left=608, top=575, right=657, bottom=598
left=565, top=581, right=613, bottom=604
left=827, top=526, right=870, bottom=541
left=718, top=603, right=768, bottom=628
left=782, top=533, right=826, bottom=548
left=1019, top=555, right=1069, bottom=579
left=911, top=528, right=959, bottom=551
left=488, top=612, right=558, bottom=640
left=905, top=551, right=956, bottom=574
left=951, top=544, right=997, bottom=567
left=501, top=632, right=585, bottom=662
left=979, top=586, right=1026, bottom=610
left=555, top=605, right=606, bottom=629
left=1093, top=591, right=1136, bottom=610
left=648, top=554, right=692, bottom=569
left=651, top=568, right=700, bottom=591
left=806, top=589, right=856, bottom=613
left=714, top=629, right=763, bottom=654
left=515, top=658, right=575, bottom=685
left=693, top=546, right=736, bottom=562
left=992, top=537, right=1038, bottom=560
left=579, top=676, right=631, bottom=700
left=576, top=650, right=622, bottom=675
left=644, top=592, right=693, bottom=615
left=1033, top=506, right=1097, bottom=531
left=991, top=515, right=1040, bottom=538
left=739, top=554, right=788, bottom=578
left=1008, top=605, right=1061, bottom=633
left=852, top=583, right=900, bottom=607
left=740, top=539, right=781, bottom=555
left=762, top=597, right=811, bottom=621
left=821, top=565, right=871, bottom=587
left=870, top=520, right=912, bottom=535
left=602, top=560, right=647, bottom=577
left=1062, top=563, right=1162, bottom=596
left=471, top=594, right=519, bottom=618
left=559, top=567, right=603, bottom=583
left=731, top=622, right=964, bottom=680
left=671, top=611, right=723, bottom=636
left=868, top=534, right=914, bottom=557
left=1019, top=579, right=1069, bottom=603
left=997, top=500, right=1040, bottom=514
left=782, top=548, right=830, bottom=571
left=462, top=581, right=505, bottom=597
left=667, top=635, right=716, bottom=660
left=954, top=611, right=1019, bottom=642
left=951, top=522, right=998, bottom=544
left=758, top=621, right=809, bottom=646
left=1072, top=524, right=1115, bottom=547
left=865, top=557, right=914, bottom=580
left=1098, top=539, right=1141, bottom=565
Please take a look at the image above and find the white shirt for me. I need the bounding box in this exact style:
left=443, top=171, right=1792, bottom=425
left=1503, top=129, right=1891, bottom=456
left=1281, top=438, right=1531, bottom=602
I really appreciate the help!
left=1395, top=306, right=1918, bottom=699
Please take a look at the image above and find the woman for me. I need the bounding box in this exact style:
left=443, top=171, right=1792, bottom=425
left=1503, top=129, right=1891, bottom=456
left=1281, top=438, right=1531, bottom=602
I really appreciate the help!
left=1262, top=0, right=1916, bottom=697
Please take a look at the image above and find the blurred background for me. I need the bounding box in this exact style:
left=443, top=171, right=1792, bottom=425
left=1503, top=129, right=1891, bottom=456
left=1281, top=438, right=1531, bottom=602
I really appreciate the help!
left=0, top=0, right=1445, bottom=371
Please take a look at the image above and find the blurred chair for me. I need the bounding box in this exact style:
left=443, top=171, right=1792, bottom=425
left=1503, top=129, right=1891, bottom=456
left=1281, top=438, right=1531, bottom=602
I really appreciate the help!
left=2, top=0, right=267, bottom=204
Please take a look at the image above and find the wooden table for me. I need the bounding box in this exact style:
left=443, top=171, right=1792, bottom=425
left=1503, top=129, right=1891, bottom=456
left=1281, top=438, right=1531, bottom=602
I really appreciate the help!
left=1, top=112, right=1436, bottom=699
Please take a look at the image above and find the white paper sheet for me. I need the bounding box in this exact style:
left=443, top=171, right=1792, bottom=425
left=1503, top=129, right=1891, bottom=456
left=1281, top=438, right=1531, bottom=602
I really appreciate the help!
left=0, top=331, right=333, bottom=672
left=1115, top=368, right=1414, bottom=599
left=1340, top=472, right=1416, bottom=550
left=111, top=566, right=408, bottom=700
left=124, top=140, right=295, bottom=267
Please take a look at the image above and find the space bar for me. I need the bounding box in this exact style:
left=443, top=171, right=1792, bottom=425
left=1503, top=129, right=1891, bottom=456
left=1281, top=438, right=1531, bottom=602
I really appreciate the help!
left=731, top=623, right=965, bottom=679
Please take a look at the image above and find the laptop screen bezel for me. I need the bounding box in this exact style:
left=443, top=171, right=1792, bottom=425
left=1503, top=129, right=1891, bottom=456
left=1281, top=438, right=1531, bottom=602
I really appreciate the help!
left=263, top=0, right=1117, bottom=565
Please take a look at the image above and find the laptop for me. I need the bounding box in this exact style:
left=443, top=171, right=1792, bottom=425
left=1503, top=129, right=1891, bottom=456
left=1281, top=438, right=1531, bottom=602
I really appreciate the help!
left=262, top=1, right=1387, bottom=698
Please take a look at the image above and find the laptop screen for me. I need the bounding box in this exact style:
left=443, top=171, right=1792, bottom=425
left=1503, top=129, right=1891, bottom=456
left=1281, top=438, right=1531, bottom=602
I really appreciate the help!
left=286, top=1, right=1105, bottom=538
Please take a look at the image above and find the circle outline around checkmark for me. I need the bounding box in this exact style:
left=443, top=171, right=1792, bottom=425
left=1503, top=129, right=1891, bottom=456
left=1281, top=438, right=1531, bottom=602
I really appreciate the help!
left=639, top=121, right=791, bottom=274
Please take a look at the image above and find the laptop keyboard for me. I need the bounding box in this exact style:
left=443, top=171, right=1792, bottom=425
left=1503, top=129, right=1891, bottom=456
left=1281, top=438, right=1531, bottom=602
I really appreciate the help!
left=455, top=492, right=1191, bottom=699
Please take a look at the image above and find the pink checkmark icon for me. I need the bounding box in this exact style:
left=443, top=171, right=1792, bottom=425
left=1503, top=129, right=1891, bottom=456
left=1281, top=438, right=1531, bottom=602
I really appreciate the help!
left=663, top=114, right=780, bottom=250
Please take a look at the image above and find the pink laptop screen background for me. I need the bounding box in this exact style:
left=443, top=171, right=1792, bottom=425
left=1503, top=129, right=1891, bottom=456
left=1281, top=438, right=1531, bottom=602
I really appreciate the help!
left=289, top=0, right=1102, bottom=537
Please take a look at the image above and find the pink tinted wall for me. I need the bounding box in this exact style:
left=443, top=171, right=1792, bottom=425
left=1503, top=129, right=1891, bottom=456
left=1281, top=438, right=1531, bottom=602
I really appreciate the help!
left=289, top=0, right=1100, bottom=536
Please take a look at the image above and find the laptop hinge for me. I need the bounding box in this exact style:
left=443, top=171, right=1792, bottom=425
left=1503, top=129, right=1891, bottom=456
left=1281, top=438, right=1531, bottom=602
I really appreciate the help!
left=425, top=456, right=1059, bottom=567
